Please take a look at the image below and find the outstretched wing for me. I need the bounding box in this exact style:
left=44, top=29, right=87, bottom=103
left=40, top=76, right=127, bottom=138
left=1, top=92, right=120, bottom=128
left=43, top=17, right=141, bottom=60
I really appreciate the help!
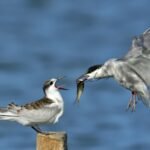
left=122, top=28, right=150, bottom=86
left=125, top=28, right=150, bottom=59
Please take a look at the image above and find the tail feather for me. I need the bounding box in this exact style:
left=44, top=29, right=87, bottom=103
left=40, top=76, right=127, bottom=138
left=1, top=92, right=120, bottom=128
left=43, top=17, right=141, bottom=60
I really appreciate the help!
left=0, top=108, right=18, bottom=120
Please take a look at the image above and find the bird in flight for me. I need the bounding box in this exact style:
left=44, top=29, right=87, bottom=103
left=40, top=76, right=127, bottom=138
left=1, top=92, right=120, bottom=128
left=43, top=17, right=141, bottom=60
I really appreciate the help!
left=0, top=78, right=67, bottom=133
left=76, top=28, right=150, bottom=111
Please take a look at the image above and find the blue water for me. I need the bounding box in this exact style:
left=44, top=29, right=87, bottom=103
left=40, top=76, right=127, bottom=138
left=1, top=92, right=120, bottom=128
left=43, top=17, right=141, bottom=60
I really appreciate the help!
left=0, top=0, right=150, bottom=149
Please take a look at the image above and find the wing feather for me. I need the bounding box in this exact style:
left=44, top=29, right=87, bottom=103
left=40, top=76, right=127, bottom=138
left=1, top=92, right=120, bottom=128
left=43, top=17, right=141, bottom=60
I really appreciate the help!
left=19, top=103, right=60, bottom=124
left=125, top=28, right=150, bottom=59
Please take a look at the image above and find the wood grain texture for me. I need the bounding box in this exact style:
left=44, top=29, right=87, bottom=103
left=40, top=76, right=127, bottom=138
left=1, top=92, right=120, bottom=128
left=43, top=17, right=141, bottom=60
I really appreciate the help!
left=36, top=132, right=68, bottom=150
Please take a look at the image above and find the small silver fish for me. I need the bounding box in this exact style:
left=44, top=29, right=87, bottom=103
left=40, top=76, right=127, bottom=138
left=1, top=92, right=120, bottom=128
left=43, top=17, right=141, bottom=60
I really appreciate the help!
left=76, top=81, right=84, bottom=102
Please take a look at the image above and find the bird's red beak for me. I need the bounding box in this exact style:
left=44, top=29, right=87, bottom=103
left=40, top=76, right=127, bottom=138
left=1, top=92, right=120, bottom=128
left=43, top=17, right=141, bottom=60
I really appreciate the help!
left=56, top=76, right=68, bottom=90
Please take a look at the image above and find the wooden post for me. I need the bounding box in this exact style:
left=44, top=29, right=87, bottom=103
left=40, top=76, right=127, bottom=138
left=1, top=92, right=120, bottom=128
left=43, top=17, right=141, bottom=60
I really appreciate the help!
left=36, top=132, right=68, bottom=150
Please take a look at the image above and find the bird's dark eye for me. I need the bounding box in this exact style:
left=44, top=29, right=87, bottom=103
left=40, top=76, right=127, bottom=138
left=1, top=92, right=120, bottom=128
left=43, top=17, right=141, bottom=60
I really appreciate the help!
left=49, top=81, right=53, bottom=85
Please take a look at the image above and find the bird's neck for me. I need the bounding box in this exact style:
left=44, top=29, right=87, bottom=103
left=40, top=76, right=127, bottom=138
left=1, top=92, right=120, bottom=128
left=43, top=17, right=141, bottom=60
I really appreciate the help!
left=45, top=89, right=63, bottom=104
left=94, top=59, right=117, bottom=79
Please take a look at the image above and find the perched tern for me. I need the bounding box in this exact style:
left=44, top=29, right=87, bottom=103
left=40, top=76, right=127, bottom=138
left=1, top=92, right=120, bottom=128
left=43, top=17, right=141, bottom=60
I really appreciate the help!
left=76, top=27, right=150, bottom=111
left=0, top=78, right=67, bottom=133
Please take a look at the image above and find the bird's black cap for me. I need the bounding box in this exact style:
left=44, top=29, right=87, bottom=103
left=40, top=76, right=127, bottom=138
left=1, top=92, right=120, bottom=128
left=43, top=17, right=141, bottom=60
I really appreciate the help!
left=86, top=64, right=102, bottom=73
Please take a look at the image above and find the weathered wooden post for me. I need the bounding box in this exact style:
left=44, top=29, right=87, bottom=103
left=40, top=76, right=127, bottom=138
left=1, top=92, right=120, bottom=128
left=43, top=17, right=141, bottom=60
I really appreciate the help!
left=36, top=132, right=68, bottom=150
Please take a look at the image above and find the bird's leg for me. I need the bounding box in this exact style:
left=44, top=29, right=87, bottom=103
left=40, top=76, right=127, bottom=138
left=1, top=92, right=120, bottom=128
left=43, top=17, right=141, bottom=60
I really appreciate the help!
left=31, top=125, right=50, bottom=134
left=126, top=91, right=137, bottom=112
left=131, top=91, right=137, bottom=111
left=31, top=125, right=43, bottom=133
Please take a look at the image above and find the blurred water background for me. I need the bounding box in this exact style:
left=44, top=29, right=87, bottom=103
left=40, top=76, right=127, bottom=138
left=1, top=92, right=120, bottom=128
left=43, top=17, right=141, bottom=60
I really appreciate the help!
left=0, top=0, right=150, bottom=150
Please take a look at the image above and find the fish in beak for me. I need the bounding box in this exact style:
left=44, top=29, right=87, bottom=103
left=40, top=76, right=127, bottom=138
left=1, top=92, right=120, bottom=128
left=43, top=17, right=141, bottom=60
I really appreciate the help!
left=76, top=74, right=89, bottom=102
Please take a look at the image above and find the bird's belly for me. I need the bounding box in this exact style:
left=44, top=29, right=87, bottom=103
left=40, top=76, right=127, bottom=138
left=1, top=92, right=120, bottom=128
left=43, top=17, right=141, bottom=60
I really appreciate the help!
left=115, top=72, right=147, bottom=95
left=115, top=74, right=134, bottom=91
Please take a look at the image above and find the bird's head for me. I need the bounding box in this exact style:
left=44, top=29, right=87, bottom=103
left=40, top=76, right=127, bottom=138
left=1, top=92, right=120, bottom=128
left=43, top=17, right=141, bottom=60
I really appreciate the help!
left=43, top=78, right=67, bottom=97
left=76, top=59, right=118, bottom=102
left=78, top=64, right=103, bottom=82
left=76, top=64, right=103, bottom=102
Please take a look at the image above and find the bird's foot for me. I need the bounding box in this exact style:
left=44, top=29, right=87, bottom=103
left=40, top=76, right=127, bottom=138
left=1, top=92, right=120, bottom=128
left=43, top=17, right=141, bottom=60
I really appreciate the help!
left=126, top=91, right=137, bottom=112
left=38, top=131, right=51, bottom=135
left=31, top=126, right=46, bottom=134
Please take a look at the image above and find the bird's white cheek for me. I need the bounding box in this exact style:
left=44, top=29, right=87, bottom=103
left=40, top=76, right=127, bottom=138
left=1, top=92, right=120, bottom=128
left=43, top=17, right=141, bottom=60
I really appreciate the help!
left=93, top=70, right=103, bottom=78
left=88, top=73, right=96, bottom=79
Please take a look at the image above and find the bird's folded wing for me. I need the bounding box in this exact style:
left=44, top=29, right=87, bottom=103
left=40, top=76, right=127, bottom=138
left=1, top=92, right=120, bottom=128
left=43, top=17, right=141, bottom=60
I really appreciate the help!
left=19, top=103, right=60, bottom=123
left=22, top=97, right=54, bottom=110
